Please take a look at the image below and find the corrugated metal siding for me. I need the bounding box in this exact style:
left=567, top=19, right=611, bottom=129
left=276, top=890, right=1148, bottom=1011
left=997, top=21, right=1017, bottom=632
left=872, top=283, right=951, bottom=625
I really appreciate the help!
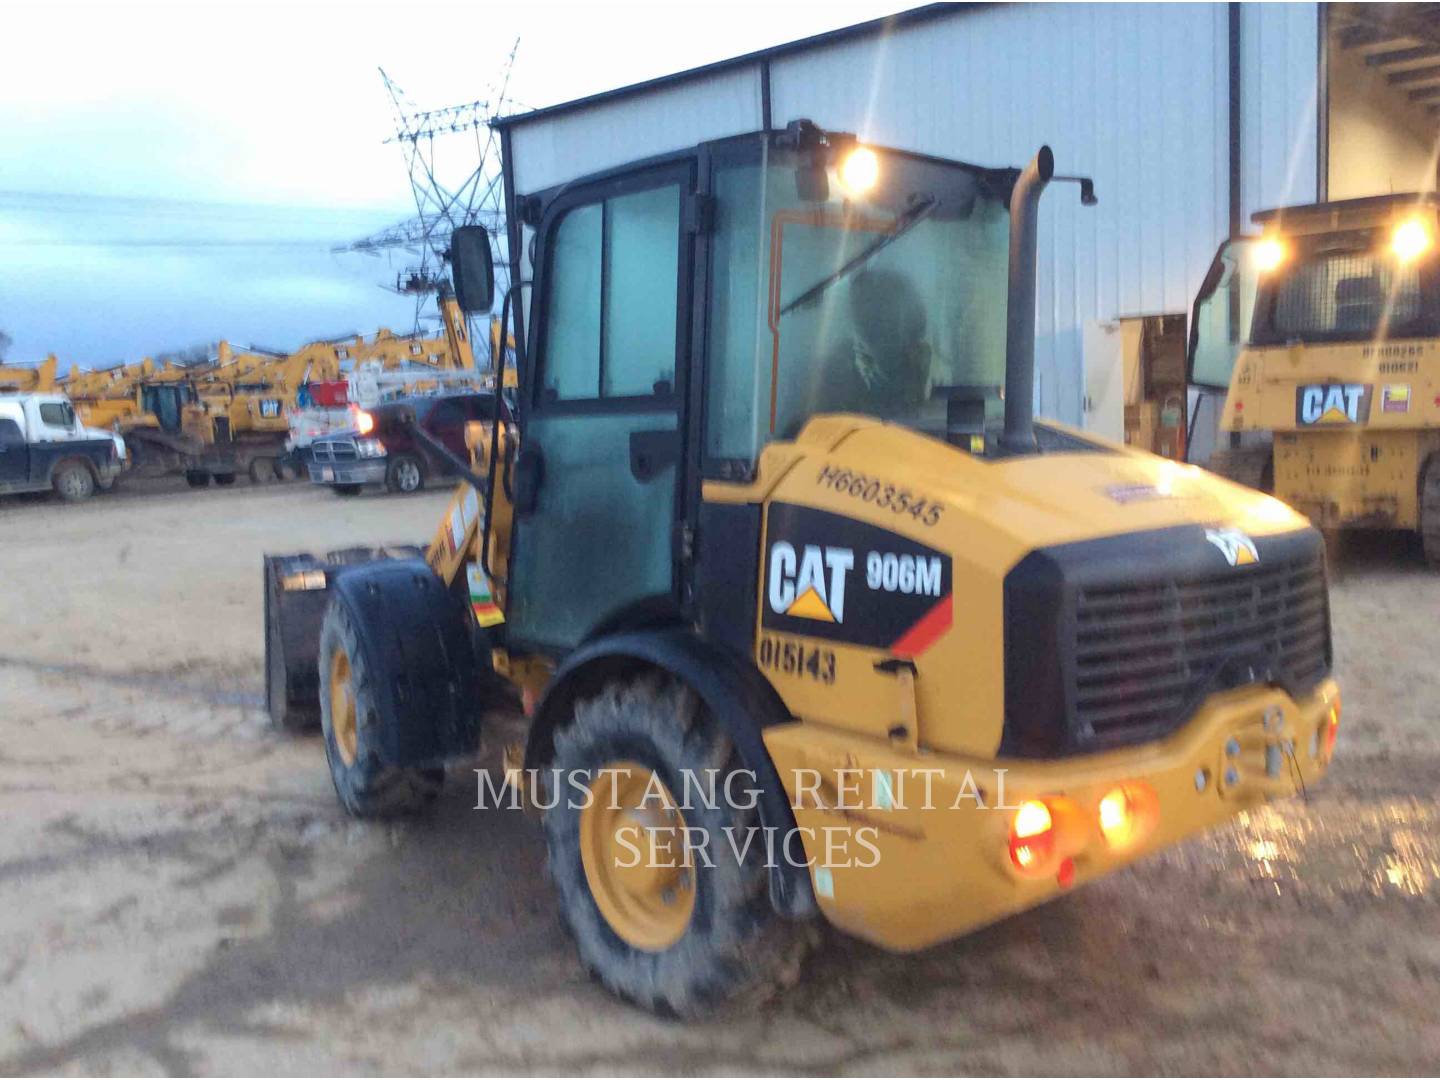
left=1240, top=2, right=1319, bottom=224
left=767, top=3, right=1230, bottom=424
left=509, top=67, right=762, bottom=194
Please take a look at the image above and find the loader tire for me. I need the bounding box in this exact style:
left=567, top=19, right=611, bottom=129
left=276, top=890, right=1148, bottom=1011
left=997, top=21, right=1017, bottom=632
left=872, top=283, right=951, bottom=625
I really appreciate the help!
left=186, top=470, right=210, bottom=488
left=1422, top=455, right=1440, bottom=568
left=318, top=596, right=443, bottom=817
left=214, top=472, right=238, bottom=487
left=52, top=461, right=96, bottom=502
left=544, top=676, right=811, bottom=1017
left=249, top=457, right=275, bottom=484
left=1206, top=445, right=1274, bottom=492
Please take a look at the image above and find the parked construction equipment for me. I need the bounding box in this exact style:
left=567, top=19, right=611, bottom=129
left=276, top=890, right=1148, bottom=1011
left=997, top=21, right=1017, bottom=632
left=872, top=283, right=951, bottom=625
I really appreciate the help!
left=1192, top=193, right=1440, bottom=562
left=265, top=124, right=1339, bottom=1014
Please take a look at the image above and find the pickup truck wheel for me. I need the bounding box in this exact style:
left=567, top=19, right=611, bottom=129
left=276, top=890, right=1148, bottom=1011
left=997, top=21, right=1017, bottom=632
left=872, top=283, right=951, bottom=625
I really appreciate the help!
left=53, top=462, right=96, bottom=502
left=544, top=676, right=810, bottom=1016
left=332, top=483, right=363, bottom=497
left=185, top=470, right=211, bottom=488
left=318, top=597, right=443, bottom=817
left=386, top=454, right=424, bottom=494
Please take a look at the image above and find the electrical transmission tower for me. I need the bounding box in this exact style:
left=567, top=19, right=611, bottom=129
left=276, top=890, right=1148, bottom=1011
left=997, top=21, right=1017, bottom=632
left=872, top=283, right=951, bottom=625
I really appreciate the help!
left=342, top=41, right=519, bottom=364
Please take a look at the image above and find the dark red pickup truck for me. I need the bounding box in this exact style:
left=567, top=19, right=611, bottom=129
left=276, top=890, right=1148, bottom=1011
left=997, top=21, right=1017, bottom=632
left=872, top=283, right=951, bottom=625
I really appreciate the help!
left=306, top=392, right=502, bottom=496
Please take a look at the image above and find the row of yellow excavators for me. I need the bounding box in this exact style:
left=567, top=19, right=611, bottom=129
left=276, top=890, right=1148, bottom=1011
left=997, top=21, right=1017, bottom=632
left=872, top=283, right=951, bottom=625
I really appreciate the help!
left=1, top=294, right=503, bottom=486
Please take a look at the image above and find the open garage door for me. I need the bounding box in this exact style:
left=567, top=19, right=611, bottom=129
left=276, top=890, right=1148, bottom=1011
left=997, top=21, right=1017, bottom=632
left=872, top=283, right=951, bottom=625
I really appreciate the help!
left=1327, top=5, right=1440, bottom=200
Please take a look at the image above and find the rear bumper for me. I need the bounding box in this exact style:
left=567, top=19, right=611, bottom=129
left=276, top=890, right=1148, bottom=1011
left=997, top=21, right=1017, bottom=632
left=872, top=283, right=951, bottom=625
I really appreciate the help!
left=309, top=459, right=386, bottom=486
left=763, top=677, right=1339, bottom=951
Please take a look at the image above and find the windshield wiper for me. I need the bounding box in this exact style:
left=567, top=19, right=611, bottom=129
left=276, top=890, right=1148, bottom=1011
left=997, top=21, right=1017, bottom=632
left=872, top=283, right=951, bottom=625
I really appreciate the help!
left=778, top=195, right=937, bottom=317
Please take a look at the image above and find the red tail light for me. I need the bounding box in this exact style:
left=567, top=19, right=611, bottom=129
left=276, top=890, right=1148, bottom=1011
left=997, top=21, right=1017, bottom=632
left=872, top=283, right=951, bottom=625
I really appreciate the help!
left=1009, top=800, right=1056, bottom=872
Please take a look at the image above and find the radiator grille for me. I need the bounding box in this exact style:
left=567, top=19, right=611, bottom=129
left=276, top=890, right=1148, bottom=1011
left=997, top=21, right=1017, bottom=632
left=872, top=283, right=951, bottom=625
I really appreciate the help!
left=310, top=440, right=357, bottom=464
left=1071, top=550, right=1330, bottom=747
left=1272, top=252, right=1420, bottom=338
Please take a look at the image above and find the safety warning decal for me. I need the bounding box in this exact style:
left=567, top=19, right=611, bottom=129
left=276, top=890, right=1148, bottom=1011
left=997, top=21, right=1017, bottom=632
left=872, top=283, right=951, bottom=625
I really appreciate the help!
left=762, top=503, right=953, bottom=657
left=467, top=563, right=504, bottom=627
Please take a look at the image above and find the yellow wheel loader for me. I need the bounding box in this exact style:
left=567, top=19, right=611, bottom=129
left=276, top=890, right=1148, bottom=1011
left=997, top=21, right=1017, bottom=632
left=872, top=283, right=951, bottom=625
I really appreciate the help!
left=1191, top=194, right=1440, bottom=562
left=266, top=122, right=1339, bottom=1014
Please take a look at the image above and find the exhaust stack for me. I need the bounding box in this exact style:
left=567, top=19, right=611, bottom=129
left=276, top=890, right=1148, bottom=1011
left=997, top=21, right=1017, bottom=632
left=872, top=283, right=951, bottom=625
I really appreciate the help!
left=1000, top=145, right=1055, bottom=454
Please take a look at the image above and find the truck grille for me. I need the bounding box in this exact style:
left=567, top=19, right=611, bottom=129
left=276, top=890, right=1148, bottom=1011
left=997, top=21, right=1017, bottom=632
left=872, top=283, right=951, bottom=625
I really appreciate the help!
left=311, top=440, right=357, bottom=464
left=1071, top=549, right=1330, bottom=747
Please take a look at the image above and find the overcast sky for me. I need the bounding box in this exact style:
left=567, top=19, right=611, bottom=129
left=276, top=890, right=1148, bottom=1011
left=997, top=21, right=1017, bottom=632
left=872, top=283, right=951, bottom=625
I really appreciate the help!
left=0, top=0, right=903, bottom=368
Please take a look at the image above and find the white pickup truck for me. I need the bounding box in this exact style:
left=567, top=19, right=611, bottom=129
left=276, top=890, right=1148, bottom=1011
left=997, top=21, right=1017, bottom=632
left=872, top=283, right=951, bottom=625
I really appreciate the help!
left=0, top=393, right=127, bottom=501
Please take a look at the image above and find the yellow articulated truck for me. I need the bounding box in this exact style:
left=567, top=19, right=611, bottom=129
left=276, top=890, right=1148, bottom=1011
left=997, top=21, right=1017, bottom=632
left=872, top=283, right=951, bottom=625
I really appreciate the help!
left=266, top=122, right=1339, bottom=1014
left=1191, top=193, right=1440, bottom=562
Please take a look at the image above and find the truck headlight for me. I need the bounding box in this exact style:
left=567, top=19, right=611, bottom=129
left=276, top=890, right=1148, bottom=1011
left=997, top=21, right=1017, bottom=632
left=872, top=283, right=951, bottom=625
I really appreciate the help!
left=355, top=438, right=387, bottom=458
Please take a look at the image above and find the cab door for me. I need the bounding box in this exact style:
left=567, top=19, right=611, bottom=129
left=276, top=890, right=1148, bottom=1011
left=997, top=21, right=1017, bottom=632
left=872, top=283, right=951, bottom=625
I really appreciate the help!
left=506, top=164, right=692, bottom=653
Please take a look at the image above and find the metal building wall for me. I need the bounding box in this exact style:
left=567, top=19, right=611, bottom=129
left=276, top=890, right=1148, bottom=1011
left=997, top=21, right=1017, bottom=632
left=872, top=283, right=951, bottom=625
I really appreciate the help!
left=508, top=67, right=761, bottom=195
left=1239, top=2, right=1320, bottom=223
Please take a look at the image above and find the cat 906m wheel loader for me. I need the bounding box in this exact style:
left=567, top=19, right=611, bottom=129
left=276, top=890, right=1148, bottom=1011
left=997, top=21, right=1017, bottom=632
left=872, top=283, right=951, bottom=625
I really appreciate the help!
left=265, top=122, right=1340, bottom=1015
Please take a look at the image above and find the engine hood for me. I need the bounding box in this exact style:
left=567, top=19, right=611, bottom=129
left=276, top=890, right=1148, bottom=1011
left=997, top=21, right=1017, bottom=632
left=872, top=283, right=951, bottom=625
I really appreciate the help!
left=825, top=418, right=1309, bottom=557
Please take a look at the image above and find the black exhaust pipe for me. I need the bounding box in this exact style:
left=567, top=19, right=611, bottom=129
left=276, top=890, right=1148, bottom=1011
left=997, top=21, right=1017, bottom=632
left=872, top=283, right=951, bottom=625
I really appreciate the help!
left=1000, top=145, right=1054, bottom=454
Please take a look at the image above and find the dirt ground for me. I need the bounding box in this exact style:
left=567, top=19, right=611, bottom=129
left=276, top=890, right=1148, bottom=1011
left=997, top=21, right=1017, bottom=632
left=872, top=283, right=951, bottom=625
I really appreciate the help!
left=0, top=480, right=1437, bottom=1076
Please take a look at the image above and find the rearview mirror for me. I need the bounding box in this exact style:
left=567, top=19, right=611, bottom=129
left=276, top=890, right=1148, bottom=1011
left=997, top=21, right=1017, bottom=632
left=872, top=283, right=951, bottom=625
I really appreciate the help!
left=449, top=225, right=496, bottom=314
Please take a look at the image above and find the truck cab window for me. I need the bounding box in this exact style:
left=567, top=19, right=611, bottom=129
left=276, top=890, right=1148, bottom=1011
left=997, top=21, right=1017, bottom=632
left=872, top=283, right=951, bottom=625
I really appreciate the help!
left=541, top=183, right=680, bottom=403
left=0, top=418, right=24, bottom=446
left=39, top=402, right=76, bottom=430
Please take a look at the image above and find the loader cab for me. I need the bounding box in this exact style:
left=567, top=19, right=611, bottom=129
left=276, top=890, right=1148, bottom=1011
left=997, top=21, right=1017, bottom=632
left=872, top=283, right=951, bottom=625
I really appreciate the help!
left=454, top=125, right=1025, bottom=655
left=140, top=382, right=200, bottom=434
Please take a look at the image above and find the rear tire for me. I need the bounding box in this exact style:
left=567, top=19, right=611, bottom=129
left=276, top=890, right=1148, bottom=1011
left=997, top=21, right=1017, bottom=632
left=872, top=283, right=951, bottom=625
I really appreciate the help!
left=317, top=597, right=443, bottom=817
left=386, top=453, right=424, bottom=494
left=1421, top=455, right=1440, bottom=568
left=52, top=462, right=96, bottom=502
left=544, top=677, right=810, bottom=1016
left=332, top=483, right=363, bottom=497
left=185, top=470, right=210, bottom=488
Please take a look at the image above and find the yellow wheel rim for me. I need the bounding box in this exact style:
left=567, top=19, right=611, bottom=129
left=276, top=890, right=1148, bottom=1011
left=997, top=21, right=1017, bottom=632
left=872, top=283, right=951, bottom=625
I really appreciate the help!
left=329, top=647, right=358, bottom=767
left=579, top=761, right=695, bottom=951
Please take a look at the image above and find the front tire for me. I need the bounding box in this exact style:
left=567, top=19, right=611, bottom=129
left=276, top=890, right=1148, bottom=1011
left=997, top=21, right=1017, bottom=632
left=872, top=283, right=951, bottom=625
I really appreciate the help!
left=386, top=453, right=424, bottom=494
left=317, top=598, right=443, bottom=817
left=544, top=677, right=809, bottom=1016
left=52, top=461, right=96, bottom=502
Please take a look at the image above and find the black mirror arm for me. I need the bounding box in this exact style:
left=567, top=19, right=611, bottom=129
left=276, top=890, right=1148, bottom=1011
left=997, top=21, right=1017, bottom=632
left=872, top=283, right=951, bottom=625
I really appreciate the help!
left=397, top=417, right=492, bottom=496
left=1053, top=175, right=1098, bottom=206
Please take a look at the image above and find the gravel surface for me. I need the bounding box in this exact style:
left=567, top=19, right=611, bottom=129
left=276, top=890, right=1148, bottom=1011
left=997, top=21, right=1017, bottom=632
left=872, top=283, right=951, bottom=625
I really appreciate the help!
left=0, top=482, right=1436, bottom=1075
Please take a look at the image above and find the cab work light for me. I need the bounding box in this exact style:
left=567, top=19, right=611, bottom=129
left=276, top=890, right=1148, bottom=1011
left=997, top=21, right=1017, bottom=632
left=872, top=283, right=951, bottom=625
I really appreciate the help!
left=355, top=410, right=375, bottom=435
left=1252, top=236, right=1288, bottom=273
left=1391, top=218, right=1434, bottom=264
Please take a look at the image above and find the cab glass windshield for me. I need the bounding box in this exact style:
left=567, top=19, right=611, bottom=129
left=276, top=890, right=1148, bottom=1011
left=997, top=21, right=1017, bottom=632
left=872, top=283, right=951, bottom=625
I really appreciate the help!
left=705, top=135, right=1012, bottom=467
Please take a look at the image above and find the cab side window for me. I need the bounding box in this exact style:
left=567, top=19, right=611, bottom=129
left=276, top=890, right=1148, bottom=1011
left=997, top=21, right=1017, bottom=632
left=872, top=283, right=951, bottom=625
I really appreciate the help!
left=541, top=183, right=681, bottom=403
left=0, top=418, right=24, bottom=447
left=39, top=402, right=75, bottom=430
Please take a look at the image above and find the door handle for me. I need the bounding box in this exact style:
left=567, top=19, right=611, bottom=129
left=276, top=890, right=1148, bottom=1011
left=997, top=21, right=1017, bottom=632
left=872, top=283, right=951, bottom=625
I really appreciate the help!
left=629, top=429, right=680, bottom=483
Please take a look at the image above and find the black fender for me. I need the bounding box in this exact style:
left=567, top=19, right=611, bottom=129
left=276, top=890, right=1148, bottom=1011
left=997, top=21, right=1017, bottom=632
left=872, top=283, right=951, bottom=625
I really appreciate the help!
left=526, top=627, right=818, bottom=919
left=328, top=557, right=492, bottom=767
